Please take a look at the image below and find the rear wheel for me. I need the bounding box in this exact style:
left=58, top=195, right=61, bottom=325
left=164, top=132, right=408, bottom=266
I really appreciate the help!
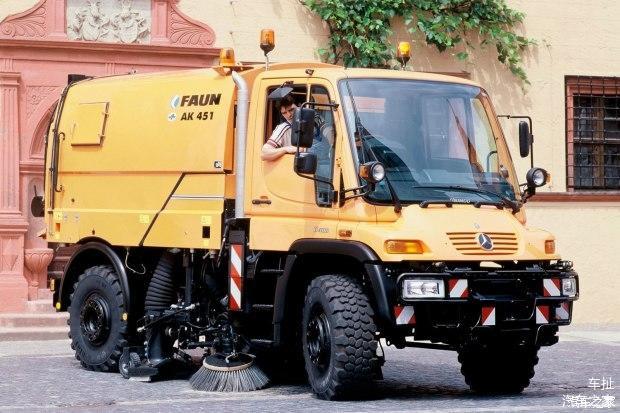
left=458, top=344, right=539, bottom=394
left=302, top=275, right=379, bottom=400
left=68, top=265, right=128, bottom=372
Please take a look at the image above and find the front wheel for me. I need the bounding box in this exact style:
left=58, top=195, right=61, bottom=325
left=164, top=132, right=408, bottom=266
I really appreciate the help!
left=68, top=265, right=128, bottom=372
left=302, top=275, right=379, bottom=400
left=458, top=344, right=539, bottom=394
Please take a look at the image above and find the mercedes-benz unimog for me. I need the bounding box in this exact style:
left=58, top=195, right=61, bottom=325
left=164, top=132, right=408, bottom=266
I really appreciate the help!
left=36, top=39, right=579, bottom=400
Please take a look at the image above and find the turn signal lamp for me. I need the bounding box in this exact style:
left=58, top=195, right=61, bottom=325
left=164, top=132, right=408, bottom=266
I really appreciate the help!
left=545, top=240, right=555, bottom=254
left=219, top=48, right=236, bottom=67
left=385, top=240, right=424, bottom=254
left=260, top=29, right=275, bottom=54
left=396, top=41, right=411, bottom=67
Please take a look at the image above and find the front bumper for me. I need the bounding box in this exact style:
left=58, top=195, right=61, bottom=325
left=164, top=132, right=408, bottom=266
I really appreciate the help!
left=377, top=264, right=579, bottom=346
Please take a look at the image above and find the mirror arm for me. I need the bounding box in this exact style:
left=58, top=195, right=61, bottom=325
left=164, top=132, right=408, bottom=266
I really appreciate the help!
left=341, top=184, right=374, bottom=202
left=519, top=183, right=535, bottom=202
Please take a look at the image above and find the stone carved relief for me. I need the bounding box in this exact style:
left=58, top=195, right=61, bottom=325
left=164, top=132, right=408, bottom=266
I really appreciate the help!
left=26, top=86, right=61, bottom=118
left=169, top=5, right=215, bottom=47
left=67, top=0, right=150, bottom=44
left=0, top=0, right=46, bottom=38
left=111, top=0, right=149, bottom=43
left=67, top=0, right=109, bottom=41
left=1, top=237, right=19, bottom=272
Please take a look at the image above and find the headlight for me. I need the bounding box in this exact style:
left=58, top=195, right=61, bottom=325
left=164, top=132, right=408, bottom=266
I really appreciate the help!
left=402, top=279, right=445, bottom=299
left=526, top=167, right=549, bottom=187
left=562, top=277, right=577, bottom=297
left=359, top=161, right=386, bottom=184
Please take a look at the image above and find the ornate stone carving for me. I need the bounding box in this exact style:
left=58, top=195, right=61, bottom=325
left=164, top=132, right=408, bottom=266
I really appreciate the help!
left=1, top=237, right=19, bottom=272
left=23, top=248, right=53, bottom=300
left=26, top=86, right=60, bottom=118
left=67, top=0, right=110, bottom=41
left=111, top=0, right=150, bottom=44
left=169, top=5, right=215, bottom=47
left=67, top=0, right=151, bottom=44
left=0, top=0, right=46, bottom=38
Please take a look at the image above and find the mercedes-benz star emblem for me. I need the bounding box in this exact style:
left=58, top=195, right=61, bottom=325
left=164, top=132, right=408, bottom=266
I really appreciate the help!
left=477, top=233, right=494, bottom=250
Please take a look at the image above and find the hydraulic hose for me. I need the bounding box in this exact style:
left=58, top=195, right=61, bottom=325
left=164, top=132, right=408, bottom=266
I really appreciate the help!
left=145, top=252, right=176, bottom=313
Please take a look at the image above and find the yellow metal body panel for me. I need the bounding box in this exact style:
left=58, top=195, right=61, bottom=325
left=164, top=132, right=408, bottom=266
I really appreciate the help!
left=45, top=68, right=235, bottom=248
left=143, top=174, right=225, bottom=249
left=44, top=62, right=559, bottom=263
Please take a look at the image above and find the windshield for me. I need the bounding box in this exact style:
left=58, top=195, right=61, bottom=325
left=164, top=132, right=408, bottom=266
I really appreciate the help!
left=340, top=79, right=518, bottom=205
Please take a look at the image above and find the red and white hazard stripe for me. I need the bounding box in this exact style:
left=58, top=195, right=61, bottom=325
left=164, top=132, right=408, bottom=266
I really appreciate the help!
left=448, top=279, right=469, bottom=298
left=543, top=278, right=561, bottom=297
left=555, top=302, right=570, bottom=320
left=536, top=305, right=549, bottom=324
left=394, top=305, right=416, bottom=325
left=229, top=244, right=244, bottom=311
left=481, top=306, right=495, bottom=326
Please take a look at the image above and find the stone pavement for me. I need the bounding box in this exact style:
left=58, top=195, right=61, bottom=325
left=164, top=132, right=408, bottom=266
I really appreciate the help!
left=0, top=326, right=618, bottom=412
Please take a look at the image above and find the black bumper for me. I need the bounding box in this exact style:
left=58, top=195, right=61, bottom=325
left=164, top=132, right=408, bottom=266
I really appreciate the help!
left=368, top=264, right=579, bottom=346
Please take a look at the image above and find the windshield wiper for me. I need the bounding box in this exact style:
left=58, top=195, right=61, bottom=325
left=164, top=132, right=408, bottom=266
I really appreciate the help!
left=413, top=185, right=521, bottom=213
left=345, top=81, right=402, bottom=213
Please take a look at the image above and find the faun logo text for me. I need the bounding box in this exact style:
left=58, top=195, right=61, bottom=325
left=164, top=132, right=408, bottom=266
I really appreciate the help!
left=179, top=94, right=222, bottom=107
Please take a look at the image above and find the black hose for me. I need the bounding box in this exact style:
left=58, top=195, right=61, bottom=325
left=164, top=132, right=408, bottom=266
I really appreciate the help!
left=145, top=252, right=177, bottom=313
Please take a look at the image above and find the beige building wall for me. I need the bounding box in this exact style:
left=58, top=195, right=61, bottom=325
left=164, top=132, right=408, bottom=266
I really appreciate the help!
left=391, top=0, right=620, bottom=324
left=2, top=0, right=618, bottom=323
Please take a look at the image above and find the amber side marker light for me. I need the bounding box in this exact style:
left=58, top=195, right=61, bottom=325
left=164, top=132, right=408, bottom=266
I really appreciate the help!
left=545, top=240, right=556, bottom=254
left=385, top=240, right=424, bottom=254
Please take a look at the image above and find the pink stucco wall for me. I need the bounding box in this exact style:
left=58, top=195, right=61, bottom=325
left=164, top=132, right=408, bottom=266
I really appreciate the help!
left=0, top=0, right=219, bottom=311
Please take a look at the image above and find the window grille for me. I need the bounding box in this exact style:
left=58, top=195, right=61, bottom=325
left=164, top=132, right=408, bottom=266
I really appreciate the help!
left=566, top=76, right=620, bottom=190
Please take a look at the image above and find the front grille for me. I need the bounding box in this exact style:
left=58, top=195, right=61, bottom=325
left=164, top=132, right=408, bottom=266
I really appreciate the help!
left=447, top=232, right=518, bottom=255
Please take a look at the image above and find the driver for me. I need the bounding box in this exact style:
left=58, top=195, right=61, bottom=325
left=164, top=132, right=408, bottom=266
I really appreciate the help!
left=261, top=95, right=298, bottom=161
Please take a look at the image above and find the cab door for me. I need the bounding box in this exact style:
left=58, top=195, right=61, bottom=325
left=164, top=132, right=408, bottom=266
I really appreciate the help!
left=247, top=78, right=341, bottom=251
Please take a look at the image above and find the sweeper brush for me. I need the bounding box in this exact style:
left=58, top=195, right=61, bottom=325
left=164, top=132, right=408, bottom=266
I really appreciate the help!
left=190, top=353, right=270, bottom=392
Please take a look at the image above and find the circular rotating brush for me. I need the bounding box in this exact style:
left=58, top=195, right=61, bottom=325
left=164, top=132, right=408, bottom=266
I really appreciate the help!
left=190, top=352, right=270, bottom=392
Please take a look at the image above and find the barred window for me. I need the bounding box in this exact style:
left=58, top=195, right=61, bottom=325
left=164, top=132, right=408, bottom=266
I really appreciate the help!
left=566, top=76, right=620, bottom=190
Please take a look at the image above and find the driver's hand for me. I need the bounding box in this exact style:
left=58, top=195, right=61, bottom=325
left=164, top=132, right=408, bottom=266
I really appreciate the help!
left=283, top=146, right=297, bottom=154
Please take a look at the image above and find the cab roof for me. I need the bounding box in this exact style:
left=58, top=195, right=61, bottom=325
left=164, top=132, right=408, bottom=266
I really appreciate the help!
left=242, top=62, right=481, bottom=89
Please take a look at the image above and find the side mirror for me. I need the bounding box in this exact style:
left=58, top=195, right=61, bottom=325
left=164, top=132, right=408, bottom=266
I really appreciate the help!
left=519, top=121, right=530, bottom=158
left=295, top=152, right=317, bottom=174
left=30, top=196, right=45, bottom=217
left=291, top=108, right=315, bottom=148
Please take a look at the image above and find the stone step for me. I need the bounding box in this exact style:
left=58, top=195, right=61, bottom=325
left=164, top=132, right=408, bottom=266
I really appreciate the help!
left=25, top=299, right=56, bottom=314
left=0, top=326, right=69, bottom=341
left=36, top=288, right=54, bottom=300
left=0, top=313, right=68, bottom=328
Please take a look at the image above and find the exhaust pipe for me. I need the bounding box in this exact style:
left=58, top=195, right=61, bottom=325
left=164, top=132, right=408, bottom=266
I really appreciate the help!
left=231, top=70, right=249, bottom=219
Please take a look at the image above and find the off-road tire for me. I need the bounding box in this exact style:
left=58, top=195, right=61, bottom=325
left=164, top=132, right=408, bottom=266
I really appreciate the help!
left=68, top=265, right=128, bottom=372
left=302, top=275, right=379, bottom=400
left=458, top=344, right=539, bottom=394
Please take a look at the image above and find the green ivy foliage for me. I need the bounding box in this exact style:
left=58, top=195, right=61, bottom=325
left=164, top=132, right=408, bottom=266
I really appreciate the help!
left=303, top=0, right=535, bottom=82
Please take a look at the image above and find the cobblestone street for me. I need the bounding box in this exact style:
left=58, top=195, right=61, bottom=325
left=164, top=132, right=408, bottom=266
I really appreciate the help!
left=0, top=326, right=618, bottom=412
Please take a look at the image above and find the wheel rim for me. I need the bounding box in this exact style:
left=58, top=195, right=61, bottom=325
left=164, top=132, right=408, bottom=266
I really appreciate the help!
left=306, top=305, right=332, bottom=374
left=80, top=292, right=111, bottom=346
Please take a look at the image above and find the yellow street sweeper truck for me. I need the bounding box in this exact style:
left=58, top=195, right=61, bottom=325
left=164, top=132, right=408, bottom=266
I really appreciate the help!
left=36, top=37, right=579, bottom=399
